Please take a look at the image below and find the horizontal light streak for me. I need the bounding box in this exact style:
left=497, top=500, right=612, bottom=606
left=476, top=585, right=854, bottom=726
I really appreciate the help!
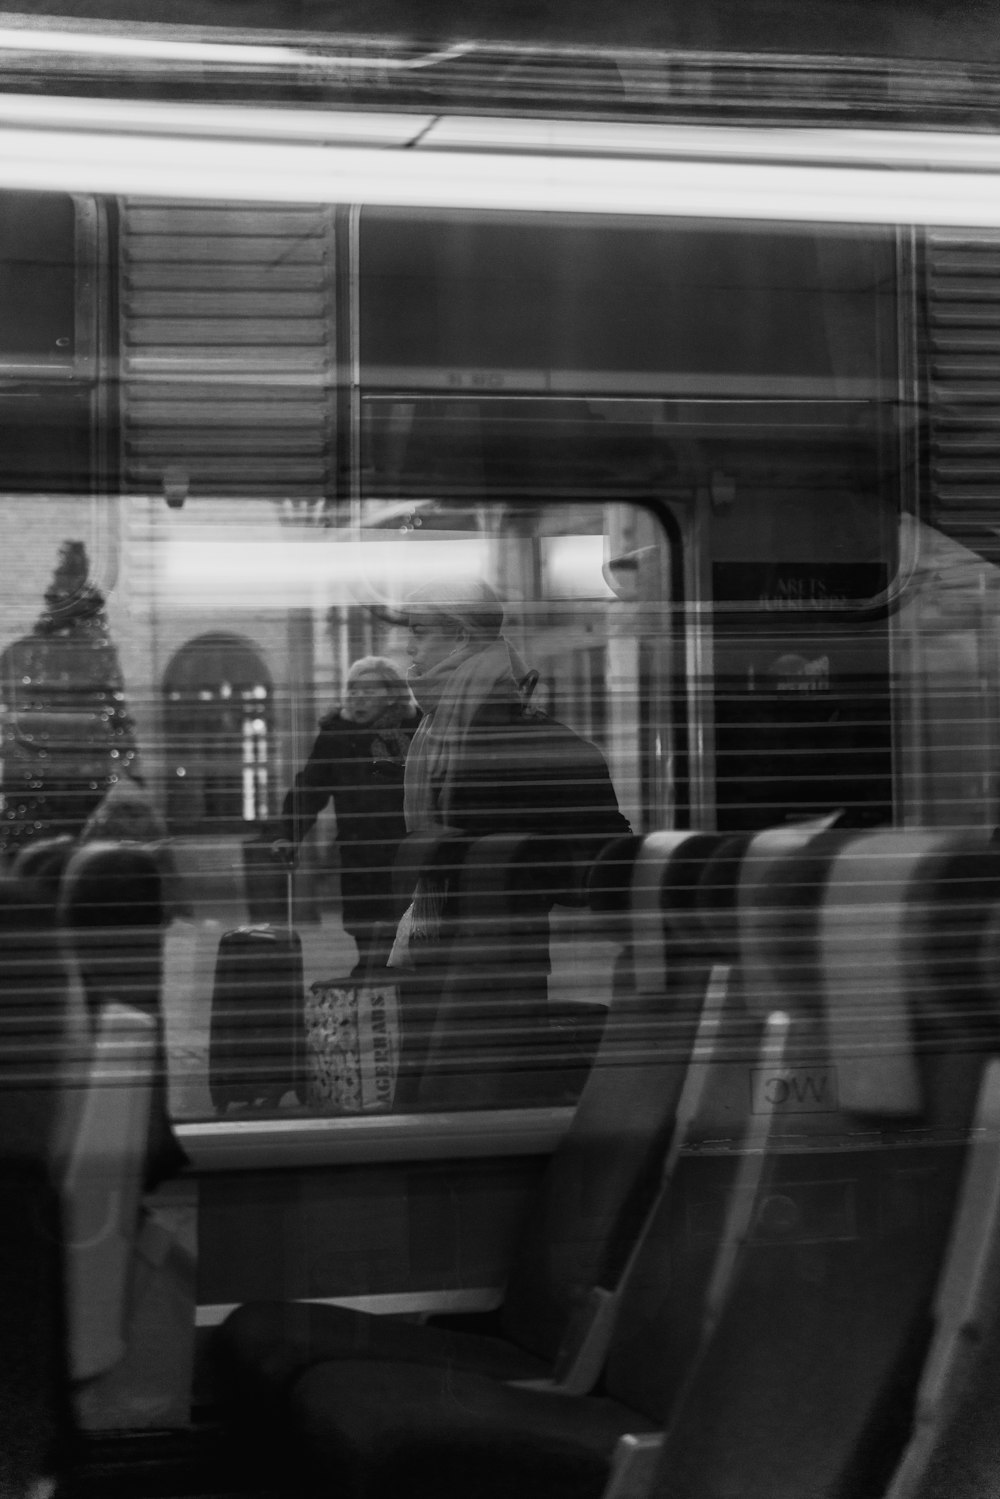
left=0, top=120, right=997, bottom=226
left=4, top=94, right=1000, bottom=174
left=162, top=536, right=490, bottom=606
left=425, top=116, right=1000, bottom=172
left=0, top=23, right=306, bottom=64
left=0, top=93, right=435, bottom=144
left=0, top=25, right=473, bottom=72
left=541, top=535, right=617, bottom=600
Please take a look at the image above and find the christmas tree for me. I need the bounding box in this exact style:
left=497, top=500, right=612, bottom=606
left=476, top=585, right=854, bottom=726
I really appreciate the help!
left=0, top=539, right=138, bottom=857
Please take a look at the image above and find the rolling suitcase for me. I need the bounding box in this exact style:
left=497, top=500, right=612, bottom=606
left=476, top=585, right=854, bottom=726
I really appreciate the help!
left=209, top=861, right=304, bottom=1111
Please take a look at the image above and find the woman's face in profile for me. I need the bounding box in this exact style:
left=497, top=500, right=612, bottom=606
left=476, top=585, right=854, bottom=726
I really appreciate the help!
left=406, top=615, right=461, bottom=674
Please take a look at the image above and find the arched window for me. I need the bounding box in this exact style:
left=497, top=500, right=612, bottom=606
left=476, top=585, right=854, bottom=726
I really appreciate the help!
left=163, top=635, right=272, bottom=836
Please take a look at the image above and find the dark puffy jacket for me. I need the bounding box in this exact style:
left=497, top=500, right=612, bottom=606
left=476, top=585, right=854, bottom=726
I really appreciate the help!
left=278, top=709, right=419, bottom=933
left=443, top=698, right=632, bottom=898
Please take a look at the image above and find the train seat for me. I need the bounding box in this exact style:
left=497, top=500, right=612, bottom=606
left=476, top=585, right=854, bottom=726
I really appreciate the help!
left=388, top=828, right=603, bottom=1110
left=10, top=834, right=77, bottom=898
left=881, top=1051, right=1000, bottom=1499
left=61, top=1001, right=157, bottom=1385
left=693, top=831, right=755, bottom=962
left=213, top=830, right=731, bottom=1421
left=582, top=832, right=643, bottom=1006
left=223, top=833, right=816, bottom=1498
left=0, top=874, right=73, bottom=1499
left=275, top=828, right=1000, bottom=1499
left=871, top=847, right=1000, bottom=1499
left=58, top=841, right=165, bottom=1004
left=58, top=841, right=186, bottom=1191
left=636, top=829, right=1000, bottom=1499
left=406, top=831, right=594, bottom=1111
left=397, top=829, right=645, bottom=1112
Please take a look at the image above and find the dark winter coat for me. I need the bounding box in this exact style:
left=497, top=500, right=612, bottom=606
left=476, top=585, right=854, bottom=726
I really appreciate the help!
left=444, top=696, right=632, bottom=873
left=400, top=693, right=632, bottom=1111
left=278, top=708, right=419, bottom=937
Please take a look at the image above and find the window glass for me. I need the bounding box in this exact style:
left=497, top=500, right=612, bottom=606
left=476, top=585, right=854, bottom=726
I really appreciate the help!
left=6, top=189, right=999, bottom=1133
left=0, top=191, right=77, bottom=366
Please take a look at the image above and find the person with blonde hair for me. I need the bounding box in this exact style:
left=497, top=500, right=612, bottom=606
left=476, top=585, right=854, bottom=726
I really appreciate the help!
left=275, top=655, right=419, bottom=974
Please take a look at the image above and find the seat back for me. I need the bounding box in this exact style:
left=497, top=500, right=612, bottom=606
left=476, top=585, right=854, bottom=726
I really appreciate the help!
left=885, top=1056, right=1000, bottom=1499
left=11, top=835, right=76, bottom=900
left=643, top=829, right=1000, bottom=1499
left=878, top=850, right=1000, bottom=1499
left=59, top=841, right=184, bottom=1190
left=61, top=1001, right=156, bottom=1383
left=500, top=831, right=728, bottom=1365
left=0, top=875, right=73, bottom=1498
left=58, top=840, right=164, bottom=1027
left=405, top=832, right=546, bottom=1110
left=599, top=824, right=824, bottom=1423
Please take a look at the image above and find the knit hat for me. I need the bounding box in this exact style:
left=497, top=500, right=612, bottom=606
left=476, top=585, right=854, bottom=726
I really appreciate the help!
left=403, top=577, right=504, bottom=640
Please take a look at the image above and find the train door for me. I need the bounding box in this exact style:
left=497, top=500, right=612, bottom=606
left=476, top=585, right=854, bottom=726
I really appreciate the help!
left=708, top=474, right=897, bottom=832
left=663, top=227, right=905, bottom=833
left=357, top=209, right=904, bottom=835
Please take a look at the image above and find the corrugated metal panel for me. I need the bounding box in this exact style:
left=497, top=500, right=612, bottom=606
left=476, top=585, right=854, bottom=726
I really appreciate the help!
left=120, top=201, right=336, bottom=502
left=925, top=231, right=1000, bottom=557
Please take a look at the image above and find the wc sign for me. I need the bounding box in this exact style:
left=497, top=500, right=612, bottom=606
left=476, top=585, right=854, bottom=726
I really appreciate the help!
left=751, top=1065, right=838, bottom=1114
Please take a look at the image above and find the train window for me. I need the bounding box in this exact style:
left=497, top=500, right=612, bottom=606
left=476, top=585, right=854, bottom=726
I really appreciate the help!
left=0, top=191, right=99, bottom=495
left=1, top=484, right=669, bottom=1127
left=137, top=496, right=661, bottom=1120
left=0, top=191, right=79, bottom=369
left=7, top=65, right=1000, bottom=1496
left=3, top=180, right=1000, bottom=1137
left=359, top=210, right=895, bottom=394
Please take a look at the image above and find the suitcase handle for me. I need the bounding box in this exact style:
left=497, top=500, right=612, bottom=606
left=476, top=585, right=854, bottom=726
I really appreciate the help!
left=364, top=920, right=397, bottom=981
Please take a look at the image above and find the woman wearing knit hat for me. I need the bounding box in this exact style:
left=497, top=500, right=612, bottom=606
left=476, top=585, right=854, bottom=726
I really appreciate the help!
left=392, top=579, right=630, bottom=1041
left=401, top=577, right=528, bottom=847
left=274, top=656, right=419, bottom=974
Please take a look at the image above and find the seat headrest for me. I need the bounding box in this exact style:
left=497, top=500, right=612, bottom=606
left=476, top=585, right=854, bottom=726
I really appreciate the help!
left=908, top=842, right=1000, bottom=1039
left=738, top=826, right=858, bottom=1022
left=696, top=834, right=755, bottom=958
left=60, top=842, right=164, bottom=931
left=0, top=874, right=67, bottom=1098
left=819, top=829, right=973, bottom=1117
left=661, top=832, right=730, bottom=949
left=587, top=834, right=642, bottom=915
left=11, top=835, right=76, bottom=898
left=630, top=831, right=701, bottom=995
left=393, top=829, right=469, bottom=899
left=0, top=871, right=56, bottom=930
left=455, top=832, right=563, bottom=917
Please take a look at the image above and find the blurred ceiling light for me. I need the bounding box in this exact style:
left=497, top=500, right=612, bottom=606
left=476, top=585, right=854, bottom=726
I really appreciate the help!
left=0, top=25, right=472, bottom=70
left=0, top=138, right=993, bottom=227
left=1, top=95, right=1000, bottom=170
left=0, top=102, right=997, bottom=225
left=541, top=536, right=617, bottom=600
left=0, top=95, right=435, bottom=144
left=424, top=117, right=1000, bottom=171
left=0, top=25, right=308, bottom=63
left=162, top=535, right=490, bottom=607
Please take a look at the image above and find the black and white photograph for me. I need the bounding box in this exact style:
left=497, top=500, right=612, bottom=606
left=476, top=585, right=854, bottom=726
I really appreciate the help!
left=0, top=4, right=998, bottom=1496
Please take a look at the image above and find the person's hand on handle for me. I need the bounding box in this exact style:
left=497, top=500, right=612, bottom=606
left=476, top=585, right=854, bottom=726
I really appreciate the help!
left=272, top=839, right=297, bottom=869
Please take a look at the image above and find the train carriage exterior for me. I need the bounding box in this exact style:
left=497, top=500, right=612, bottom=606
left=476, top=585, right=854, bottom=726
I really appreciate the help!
left=2, top=6, right=1000, bottom=1497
